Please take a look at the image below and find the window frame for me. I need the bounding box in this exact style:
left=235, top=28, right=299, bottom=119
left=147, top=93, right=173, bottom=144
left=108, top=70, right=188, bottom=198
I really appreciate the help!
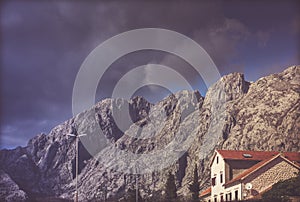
left=212, top=176, right=216, bottom=186
left=235, top=190, right=238, bottom=200
left=220, top=172, right=223, bottom=184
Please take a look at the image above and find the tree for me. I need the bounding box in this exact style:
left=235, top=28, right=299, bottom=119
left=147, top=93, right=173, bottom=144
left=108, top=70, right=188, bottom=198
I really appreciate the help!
left=188, top=164, right=200, bottom=201
left=262, top=172, right=300, bottom=202
left=165, top=172, right=177, bottom=202
left=126, top=187, right=143, bottom=202
left=144, top=190, right=163, bottom=202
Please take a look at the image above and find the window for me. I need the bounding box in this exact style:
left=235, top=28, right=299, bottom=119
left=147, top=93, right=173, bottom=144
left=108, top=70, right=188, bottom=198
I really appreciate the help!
left=217, top=156, right=219, bottom=164
left=212, top=177, right=216, bottom=186
left=214, top=197, right=217, bottom=202
left=229, top=193, right=232, bottom=201
left=220, top=173, right=223, bottom=184
left=208, top=200, right=211, bottom=202
left=220, top=195, right=224, bottom=202
left=225, top=194, right=228, bottom=201
left=235, top=190, right=238, bottom=201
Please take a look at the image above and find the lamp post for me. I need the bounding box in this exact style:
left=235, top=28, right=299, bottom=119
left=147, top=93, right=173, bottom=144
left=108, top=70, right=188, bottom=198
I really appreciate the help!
left=136, top=174, right=138, bottom=202
left=67, top=126, right=86, bottom=202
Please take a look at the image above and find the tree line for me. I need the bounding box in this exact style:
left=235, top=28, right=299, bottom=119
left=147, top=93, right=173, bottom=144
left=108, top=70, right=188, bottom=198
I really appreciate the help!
left=122, top=164, right=201, bottom=202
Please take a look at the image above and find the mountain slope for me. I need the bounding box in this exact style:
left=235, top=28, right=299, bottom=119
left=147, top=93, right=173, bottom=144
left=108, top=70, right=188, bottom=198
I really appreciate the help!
left=0, top=65, right=299, bottom=201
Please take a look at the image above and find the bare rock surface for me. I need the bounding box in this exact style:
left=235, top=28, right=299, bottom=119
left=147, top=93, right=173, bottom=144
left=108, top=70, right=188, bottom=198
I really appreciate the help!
left=0, top=169, right=28, bottom=202
left=0, top=65, right=299, bottom=201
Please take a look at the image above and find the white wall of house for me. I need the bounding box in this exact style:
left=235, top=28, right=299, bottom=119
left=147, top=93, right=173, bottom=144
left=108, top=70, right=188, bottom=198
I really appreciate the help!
left=224, top=183, right=242, bottom=201
left=201, top=194, right=211, bottom=202
left=205, top=151, right=300, bottom=202
left=211, top=152, right=226, bottom=202
left=210, top=151, right=243, bottom=202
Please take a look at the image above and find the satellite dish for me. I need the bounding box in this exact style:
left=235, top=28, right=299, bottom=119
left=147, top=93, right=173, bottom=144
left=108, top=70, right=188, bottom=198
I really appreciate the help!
left=245, top=183, right=252, bottom=190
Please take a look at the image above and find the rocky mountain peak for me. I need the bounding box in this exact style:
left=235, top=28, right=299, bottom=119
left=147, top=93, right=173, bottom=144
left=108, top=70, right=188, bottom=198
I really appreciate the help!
left=0, top=66, right=299, bottom=201
left=206, top=72, right=249, bottom=103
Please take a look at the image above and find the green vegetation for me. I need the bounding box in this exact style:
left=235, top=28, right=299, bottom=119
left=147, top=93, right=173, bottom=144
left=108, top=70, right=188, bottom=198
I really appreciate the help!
left=165, top=172, right=177, bottom=202
left=188, top=164, right=200, bottom=201
left=262, top=172, right=300, bottom=202
left=125, top=187, right=143, bottom=202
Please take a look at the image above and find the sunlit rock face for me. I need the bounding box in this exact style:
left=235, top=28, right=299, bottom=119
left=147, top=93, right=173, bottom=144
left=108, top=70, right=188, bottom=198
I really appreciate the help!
left=0, top=66, right=299, bottom=201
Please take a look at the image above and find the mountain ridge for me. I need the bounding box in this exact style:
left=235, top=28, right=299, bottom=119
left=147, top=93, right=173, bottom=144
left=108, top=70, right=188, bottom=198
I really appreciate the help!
left=0, top=65, right=299, bottom=201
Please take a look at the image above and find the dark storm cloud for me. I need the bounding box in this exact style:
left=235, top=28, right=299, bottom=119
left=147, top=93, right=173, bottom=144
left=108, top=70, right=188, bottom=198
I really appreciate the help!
left=1, top=0, right=299, bottom=148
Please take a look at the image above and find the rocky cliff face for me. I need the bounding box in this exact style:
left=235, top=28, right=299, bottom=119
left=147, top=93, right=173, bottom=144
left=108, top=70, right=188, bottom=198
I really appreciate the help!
left=0, top=66, right=299, bottom=201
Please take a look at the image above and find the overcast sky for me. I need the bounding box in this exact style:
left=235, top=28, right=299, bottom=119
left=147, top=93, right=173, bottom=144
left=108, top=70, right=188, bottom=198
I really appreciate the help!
left=1, top=0, right=299, bottom=149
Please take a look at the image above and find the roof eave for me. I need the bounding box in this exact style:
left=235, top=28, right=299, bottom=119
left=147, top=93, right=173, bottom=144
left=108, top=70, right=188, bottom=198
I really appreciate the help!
left=209, top=150, right=219, bottom=167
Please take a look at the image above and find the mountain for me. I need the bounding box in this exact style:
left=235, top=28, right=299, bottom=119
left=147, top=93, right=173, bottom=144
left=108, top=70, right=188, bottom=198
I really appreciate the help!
left=0, top=65, right=299, bottom=201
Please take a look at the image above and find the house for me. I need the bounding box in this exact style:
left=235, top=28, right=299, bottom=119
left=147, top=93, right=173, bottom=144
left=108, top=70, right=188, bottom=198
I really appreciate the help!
left=200, top=150, right=300, bottom=202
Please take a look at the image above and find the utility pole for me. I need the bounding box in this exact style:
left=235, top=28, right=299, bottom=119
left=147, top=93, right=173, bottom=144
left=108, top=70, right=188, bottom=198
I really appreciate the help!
left=136, top=174, right=138, bottom=202
left=67, top=125, right=86, bottom=202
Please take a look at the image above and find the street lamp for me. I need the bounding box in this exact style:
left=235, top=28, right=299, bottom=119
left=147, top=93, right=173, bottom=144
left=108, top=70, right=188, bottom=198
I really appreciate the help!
left=136, top=174, right=139, bottom=202
left=67, top=127, right=87, bottom=202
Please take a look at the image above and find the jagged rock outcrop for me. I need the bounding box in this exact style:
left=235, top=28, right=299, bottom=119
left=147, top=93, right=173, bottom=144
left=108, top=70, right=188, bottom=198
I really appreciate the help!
left=0, top=65, right=299, bottom=201
left=222, top=66, right=300, bottom=151
left=0, top=170, right=28, bottom=201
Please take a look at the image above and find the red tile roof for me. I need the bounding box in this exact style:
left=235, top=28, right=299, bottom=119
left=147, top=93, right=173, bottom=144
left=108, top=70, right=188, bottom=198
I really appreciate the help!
left=282, top=152, right=300, bottom=162
left=224, top=153, right=300, bottom=187
left=199, top=187, right=211, bottom=197
left=217, top=150, right=300, bottom=162
left=217, top=150, right=276, bottom=161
